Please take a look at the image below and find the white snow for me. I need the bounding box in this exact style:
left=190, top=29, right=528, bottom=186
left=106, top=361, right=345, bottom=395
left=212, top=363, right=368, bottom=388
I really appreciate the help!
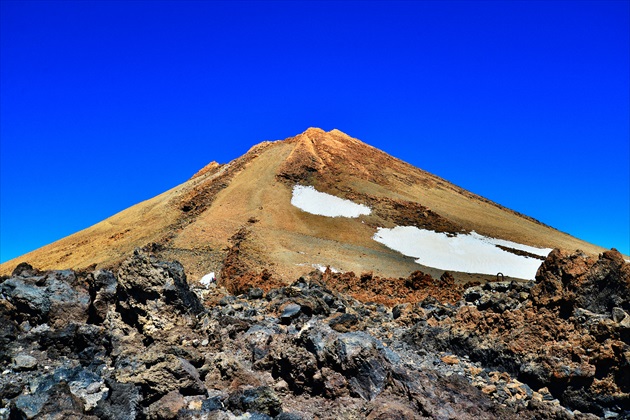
left=373, top=227, right=551, bottom=280
left=291, top=185, right=371, bottom=218
left=296, top=263, right=341, bottom=273
left=200, top=272, right=216, bottom=288
left=312, top=264, right=340, bottom=273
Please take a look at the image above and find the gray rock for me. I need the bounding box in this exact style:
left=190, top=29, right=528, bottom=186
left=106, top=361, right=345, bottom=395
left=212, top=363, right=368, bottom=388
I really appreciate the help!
left=70, top=379, right=108, bottom=412
left=330, top=332, right=390, bottom=400
left=13, top=392, right=48, bottom=419
left=245, top=325, right=277, bottom=361
left=0, top=278, right=50, bottom=319
left=477, top=293, right=494, bottom=310
left=249, top=414, right=273, bottom=420
left=0, top=271, right=90, bottom=327
left=219, top=295, right=236, bottom=306
left=94, top=380, right=142, bottom=420
left=116, top=353, right=206, bottom=400
left=45, top=274, right=90, bottom=326
left=484, top=281, right=511, bottom=293
left=86, top=382, right=102, bottom=394
left=574, top=308, right=608, bottom=326
left=14, top=381, right=86, bottom=419
left=13, top=354, right=37, bottom=371
left=612, top=307, right=627, bottom=323
left=201, top=396, right=224, bottom=412
left=34, top=366, right=101, bottom=394
left=117, top=250, right=204, bottom=315
left=90, top=270, right=118, bottom=321
left=226, top=386, right=282, bottom=417
left=3, top=250, right=624, bottom=419
left=248, top=288, right=264, bottom=300
left=280, top=303, right=301, bottom=324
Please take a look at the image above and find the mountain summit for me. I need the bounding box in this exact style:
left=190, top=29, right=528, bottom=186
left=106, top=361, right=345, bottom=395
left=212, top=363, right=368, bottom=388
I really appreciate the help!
left=0, top=128, right=605, bottom=282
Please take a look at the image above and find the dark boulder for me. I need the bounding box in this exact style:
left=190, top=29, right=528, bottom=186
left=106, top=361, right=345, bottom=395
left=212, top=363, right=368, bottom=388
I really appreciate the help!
left=93, top=380, right=142, bottom=420
left=280, top=303, right=302, bottom=325
left=329, top=313, right=359, bottom=332
left=0, top=277, right=50, bottom=323
left=0, top=270, right=89, bottom=327
left=88, top=270, right=117, bottom=322
left=11, top=262, right=39, bottom=277
left=226, top=386, right=282, bottom=417
left=117, top=249, right=204, bottom=316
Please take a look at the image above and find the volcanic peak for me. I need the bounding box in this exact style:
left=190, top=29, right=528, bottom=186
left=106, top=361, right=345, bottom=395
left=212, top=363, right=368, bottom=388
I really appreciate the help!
left=0, top=128, right=609, bottom=282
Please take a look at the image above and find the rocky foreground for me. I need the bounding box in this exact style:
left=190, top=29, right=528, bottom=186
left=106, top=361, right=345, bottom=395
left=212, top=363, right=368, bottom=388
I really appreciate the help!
left=0, top=248, right=628, bottom=419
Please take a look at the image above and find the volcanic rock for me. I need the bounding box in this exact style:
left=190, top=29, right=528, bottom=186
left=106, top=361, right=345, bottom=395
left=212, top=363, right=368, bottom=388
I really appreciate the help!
left=13, top=354, right=37, bottom=371
left=0, top=247, right=627, bottom=418
left=407, top=249, right=630, bottom=417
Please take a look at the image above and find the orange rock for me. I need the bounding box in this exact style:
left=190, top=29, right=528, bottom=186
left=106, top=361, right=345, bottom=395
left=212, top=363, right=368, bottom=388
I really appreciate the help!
left=441, top=355, right=459, bottom=365
left=481, top=385, right=497, bottom=394
left=467, top=366, right=483, bottom=376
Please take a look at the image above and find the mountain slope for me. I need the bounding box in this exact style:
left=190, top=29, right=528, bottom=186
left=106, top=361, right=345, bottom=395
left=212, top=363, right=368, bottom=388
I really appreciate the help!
left=0, top=128, right=607, bottom=281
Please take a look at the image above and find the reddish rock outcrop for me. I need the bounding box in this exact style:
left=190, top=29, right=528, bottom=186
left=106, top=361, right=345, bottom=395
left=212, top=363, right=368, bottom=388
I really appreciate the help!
left=408, top=249, right=630, bottom=417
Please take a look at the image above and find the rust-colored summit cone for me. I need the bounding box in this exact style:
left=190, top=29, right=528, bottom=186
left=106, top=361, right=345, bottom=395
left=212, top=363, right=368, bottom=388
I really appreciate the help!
left=0, top=128, right=606, bottom=285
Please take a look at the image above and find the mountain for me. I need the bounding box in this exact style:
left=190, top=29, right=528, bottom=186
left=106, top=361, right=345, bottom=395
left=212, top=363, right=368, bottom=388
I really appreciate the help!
left=1, top=128, right=628, bottom=419
left=0, top=128, right=606, bottom=282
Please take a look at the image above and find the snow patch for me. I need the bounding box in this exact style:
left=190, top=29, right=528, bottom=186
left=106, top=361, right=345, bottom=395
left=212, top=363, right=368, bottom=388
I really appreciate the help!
left=291, top=185, right=371, bottom=218
left=296, top=263, right=341, bottom=273
left=312, top=264, right=340, bottom=273
left=373, top=227, right=551, bottom=280
left=200, top=272, right=216, bottom=288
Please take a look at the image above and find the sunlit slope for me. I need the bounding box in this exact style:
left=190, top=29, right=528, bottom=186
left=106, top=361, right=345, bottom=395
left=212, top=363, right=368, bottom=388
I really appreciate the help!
left=0, top=160, right=232, bottom=275
left=278, top=128, right=598, bottom=253
left=167, top=139, right=422, bottom=281
left=0, top=186, right=179, bottom=275
left=0, top=163, right=208, bottom=274
left=0, top=128, right=608, bottom=280
left=145, top=127, right=610, bottom=281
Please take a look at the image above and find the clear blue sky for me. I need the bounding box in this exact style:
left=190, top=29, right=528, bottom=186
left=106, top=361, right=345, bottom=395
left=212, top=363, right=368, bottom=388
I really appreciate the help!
left=1, top=0, right=629, bottom=263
